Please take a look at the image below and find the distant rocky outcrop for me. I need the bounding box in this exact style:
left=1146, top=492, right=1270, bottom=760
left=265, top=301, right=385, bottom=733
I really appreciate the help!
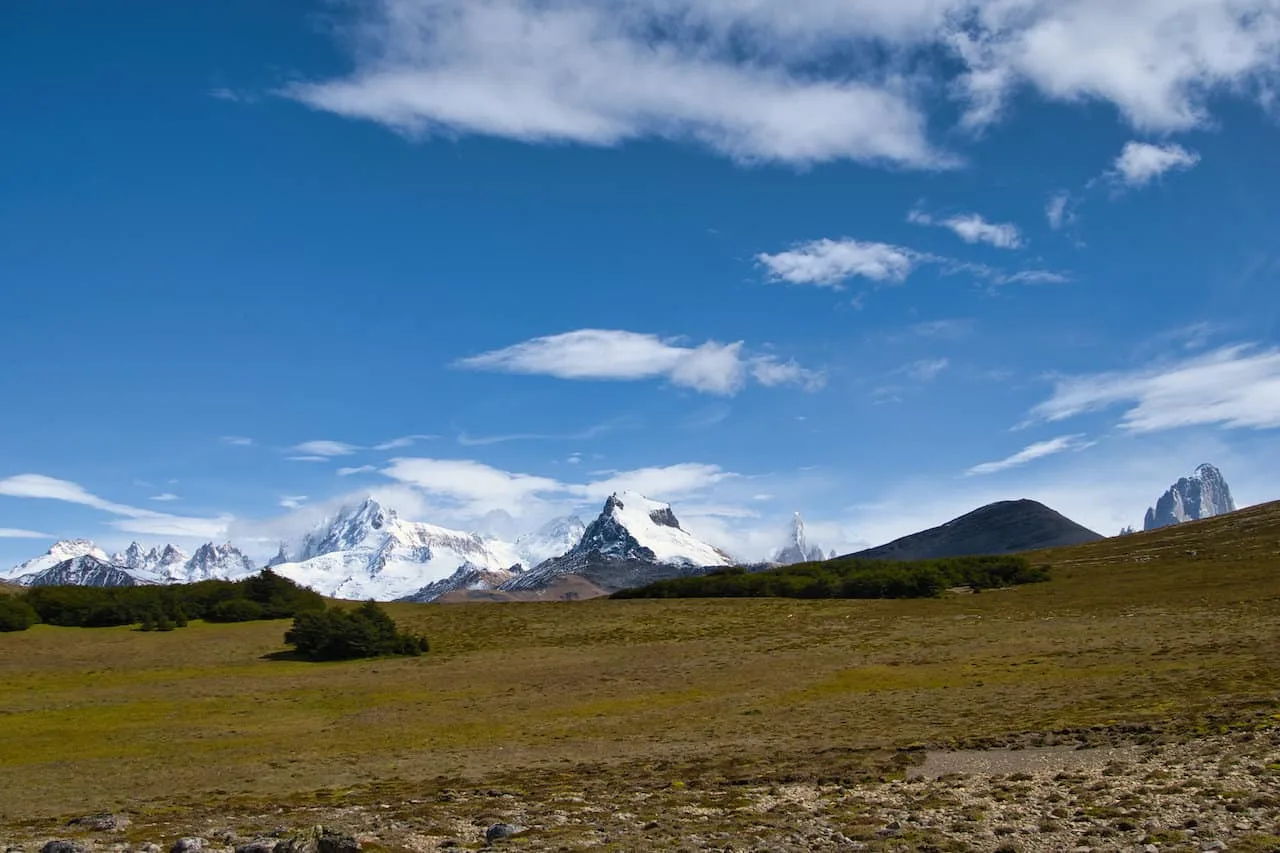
left=849, top=499, right=1103, bottom=561
left=1143, top=464, right=1236, bottom=531
left=774, top=513, right=826, bottom=565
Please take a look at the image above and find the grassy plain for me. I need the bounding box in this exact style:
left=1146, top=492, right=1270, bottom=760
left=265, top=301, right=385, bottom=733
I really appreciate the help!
left=1, top=503, right=1279, bottom=833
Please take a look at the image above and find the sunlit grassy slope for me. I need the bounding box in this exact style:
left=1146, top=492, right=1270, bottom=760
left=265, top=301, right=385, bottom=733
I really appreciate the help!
left=1, top=502, right=1278, bottom=823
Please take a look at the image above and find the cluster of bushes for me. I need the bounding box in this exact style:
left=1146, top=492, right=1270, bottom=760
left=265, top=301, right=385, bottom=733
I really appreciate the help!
left=0, top=595, right=39, bottom=632
left=612, top=554, right=1051, bottom=600
left=285, top=600, right=429, bottom=660
left=18, top=569, right=325, bottom=630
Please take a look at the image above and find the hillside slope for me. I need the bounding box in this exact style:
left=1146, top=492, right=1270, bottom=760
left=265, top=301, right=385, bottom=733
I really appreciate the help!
left=851, top=499, right=1103, bottom=561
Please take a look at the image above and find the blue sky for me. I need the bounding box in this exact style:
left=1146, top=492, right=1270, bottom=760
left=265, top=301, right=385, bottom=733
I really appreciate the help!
left=3, top=0, right=1280, bottom=566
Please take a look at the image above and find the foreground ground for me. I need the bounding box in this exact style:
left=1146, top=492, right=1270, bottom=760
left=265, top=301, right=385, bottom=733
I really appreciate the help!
left=2, top=504, right=1280, bottom=850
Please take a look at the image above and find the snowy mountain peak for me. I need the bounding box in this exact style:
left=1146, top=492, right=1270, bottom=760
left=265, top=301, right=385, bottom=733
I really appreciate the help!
left=571, top=491, right=731, bottom=568
left=270, top=498, right=525, bottom=601
left=774, top=512, right=826, bottom=565
left=111, top=541, right=148, bottom=569
left=1143, top=463, right=1237, bottom=531
left=49, top=539, right=108, bottom=562
left=4, top=539, right=108, bottom=581
left=21, top=555, right=143, bottom=588
left=514, top=515, right=586, bottom=568
left=295, top=497, right=397, bottom=561
left=182, top=542, right=255, bottom=582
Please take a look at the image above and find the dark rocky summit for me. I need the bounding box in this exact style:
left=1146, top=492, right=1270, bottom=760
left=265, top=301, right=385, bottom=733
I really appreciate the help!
left=849, top=499, right=1103, bottom=561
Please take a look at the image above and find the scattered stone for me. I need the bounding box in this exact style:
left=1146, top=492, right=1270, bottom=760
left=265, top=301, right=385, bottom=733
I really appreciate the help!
left=1201, top=841, right=1226, bottom=852
left=67, top=815, right=127, bottom=833
left=484, top=824, right=525, bottom=844
left=1144, top=845, right=1158, bottom=853
left=134, top=845, right=161, bottom=853
left=169, top=839, right=205, bottom=853
left=41, top=843, right=86, bottom=853
left=233, top=840, right=277, bottom=853
left=274, top=828, right=357, bottom=853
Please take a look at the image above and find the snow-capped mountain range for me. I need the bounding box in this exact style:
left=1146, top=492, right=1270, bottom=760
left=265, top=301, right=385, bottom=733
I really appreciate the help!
left=2, top=538, right=257, bottom=587
left=1143, top=464, right=1237, bottom=531
left=4, top=492, right=825, bottom=601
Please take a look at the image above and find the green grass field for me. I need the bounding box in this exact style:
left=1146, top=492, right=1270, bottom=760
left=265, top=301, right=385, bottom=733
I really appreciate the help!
left=2, top=503, right=1279, bottom=832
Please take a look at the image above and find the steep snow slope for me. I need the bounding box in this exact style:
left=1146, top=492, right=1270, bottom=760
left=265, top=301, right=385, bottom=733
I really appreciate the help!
left=515, top=516, right=586, bottom=568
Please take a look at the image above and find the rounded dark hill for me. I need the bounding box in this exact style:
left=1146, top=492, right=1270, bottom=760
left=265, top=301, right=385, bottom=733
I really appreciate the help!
left=848, top=499, right=1104, bottom=561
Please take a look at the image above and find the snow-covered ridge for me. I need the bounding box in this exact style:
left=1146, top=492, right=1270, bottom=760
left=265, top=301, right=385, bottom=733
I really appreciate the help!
left=4, top=538, right=256, bottom=587
left=267, top=498, right=527, bottom=601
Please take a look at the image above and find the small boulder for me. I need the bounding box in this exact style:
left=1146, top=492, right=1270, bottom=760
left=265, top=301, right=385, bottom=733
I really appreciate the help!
left=170, top=839, right=205, bottom=853
left=233, top=841, right=276, bottom=853
left=274, top=827, right=358, bottom=853
left=41, top=843, right=86, bottom=853
left=484, top=824, right=525, bottom=844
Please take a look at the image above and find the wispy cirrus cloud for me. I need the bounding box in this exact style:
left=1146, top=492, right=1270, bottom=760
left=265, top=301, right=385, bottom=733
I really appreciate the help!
left=149, top=493, right=180, bottom=502
left=964, top=434, right=1092, bottom=476
left=456, top=329, right=822, bottom=396
left=282, top=0, right=1280, bottom=168
left=0, top=474, right=228, bottom=539
left=221, top=436, right=255, bottom=447
left=908, top=209, right=1023, bottom=249
left=0, top=528, right=53, bottom=539
left=1027, top=344, right=1280, bottom=432
left=337, top=465, right=379, bottom=477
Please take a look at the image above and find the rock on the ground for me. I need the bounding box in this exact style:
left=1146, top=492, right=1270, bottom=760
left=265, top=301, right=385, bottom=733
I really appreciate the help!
left=67, top=815, right=127, bottom=833
left=484, top=824, right=525, bottom=844
left=233, top=841, right=276, bottom=853
left=274, top=827, right=357, bottom=853
left=41, top=843, right=86, bottom=853
left=169, top=840, right=204, bottom=853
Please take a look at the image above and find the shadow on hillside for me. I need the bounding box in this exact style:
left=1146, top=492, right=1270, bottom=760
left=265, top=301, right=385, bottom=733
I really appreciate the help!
left=259, top=649, right=307, bottom=662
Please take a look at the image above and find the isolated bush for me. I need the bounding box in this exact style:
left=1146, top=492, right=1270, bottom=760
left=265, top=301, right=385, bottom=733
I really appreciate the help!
left=0, top=596, right=39, bottom=632
left=285, top=601, right=429, bottom=661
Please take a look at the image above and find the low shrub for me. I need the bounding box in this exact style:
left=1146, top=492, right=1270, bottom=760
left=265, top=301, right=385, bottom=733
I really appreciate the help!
left=613, top=554, right=1051, bottom=601
left=0, top=595, right=39, bottom=632
left=285, top=601, right=429, bottom=661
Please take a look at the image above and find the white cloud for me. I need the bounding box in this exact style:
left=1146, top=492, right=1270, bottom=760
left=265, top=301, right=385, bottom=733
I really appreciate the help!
left=0, top=474, right=229, bottom=540
left=581, top=463, right=734, bottom=501
left=904, top=358, right=950, bottom=382
left=286, top=456, right=331, bottom=463
left=749, top=356, right=826, bottom=390
left=221, top=436, right=254, bottom=447
left=284, top=0, right=946, bottom=168
left=0, top=528, right=52, bottom=539
left=291, top=440, right=360, bottom=457
left=456, top=329, right=820, bottom=395
left=382, top=457, right=566, bottom=516
left=757, top=238, right=916, bottom=287
left=1028, top=344, right=1280, bottom=432
left=910, top=210, right=1023, bottom=249
left=373, top=434, right=437, bottom=450
left=337, top=465, right=379, bottom=477
left=149, top=493, right=180, bottom=502
left=964, top=434, right=1092, bottom=476
left=1111, top=141, right=1201, bottom=187
left=280, top=495, right=309, bottom=510
left=1046, top=191, right=1073, bottom=230
left=282, top=1, right=1280, bottom=166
